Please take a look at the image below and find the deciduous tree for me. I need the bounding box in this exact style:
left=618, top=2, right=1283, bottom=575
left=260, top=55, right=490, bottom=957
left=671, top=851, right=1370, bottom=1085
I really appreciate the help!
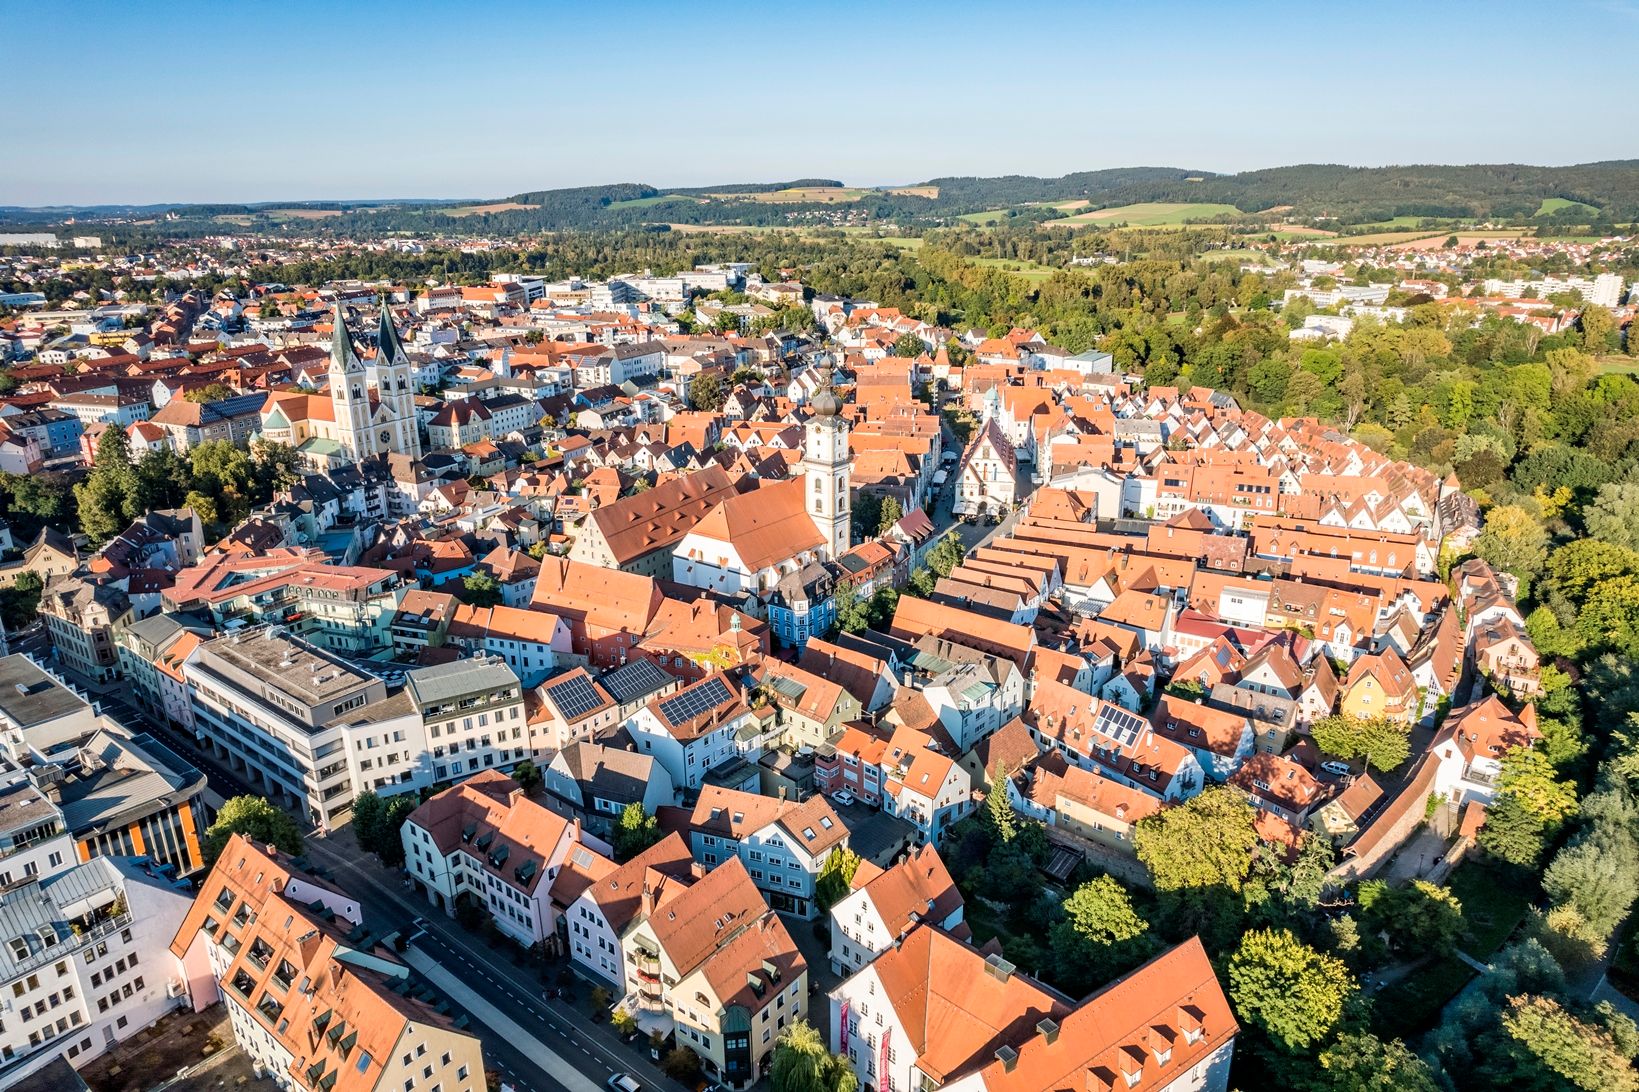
left=1227, top=928, right=1356, bottom=1052
left=1134, top=787, right=1259, bottom=892
left=770, top=1019, right=857, bottom=1092
left=1474, top=504, right=1549, bottom=587
left=1309, top=714, right=1412, bottom=772
left=204, top=795, right=304, bottom=866
left=1497, top=747, right=1580, bottom=826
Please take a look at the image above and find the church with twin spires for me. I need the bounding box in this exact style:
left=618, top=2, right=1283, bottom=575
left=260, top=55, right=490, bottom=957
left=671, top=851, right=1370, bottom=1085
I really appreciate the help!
left=258, top=302, right=423, bottom=467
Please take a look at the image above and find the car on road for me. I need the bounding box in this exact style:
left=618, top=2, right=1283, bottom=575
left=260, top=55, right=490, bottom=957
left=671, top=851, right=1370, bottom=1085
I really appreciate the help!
left=832, top=789, right=855, bottom=806
left=1321, top=760, right=1352, bottom=778
left=607, top=1075, right=642, bottom=1092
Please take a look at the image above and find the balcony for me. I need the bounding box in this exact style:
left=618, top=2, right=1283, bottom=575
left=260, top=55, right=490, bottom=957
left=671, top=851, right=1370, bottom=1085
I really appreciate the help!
left=228, top=969, right=256, bottom=1002
left=246, top=938, right=274, bottom=972
left=1460, top=765, right=1498, bottom=788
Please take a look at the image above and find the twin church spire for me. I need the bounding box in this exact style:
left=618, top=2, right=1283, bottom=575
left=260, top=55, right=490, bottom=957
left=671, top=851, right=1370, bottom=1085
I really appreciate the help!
left=328, top=297, right=421, bottom=462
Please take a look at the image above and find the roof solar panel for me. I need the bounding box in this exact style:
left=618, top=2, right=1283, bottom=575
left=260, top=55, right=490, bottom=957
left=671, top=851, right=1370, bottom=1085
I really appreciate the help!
left=547, top=674, right=604, bottom=721
left=658, top=676, right=733, bottom=724
left=600, top=659, right=673, bottom=704
left=1094, top=703, right=1146, bottom=748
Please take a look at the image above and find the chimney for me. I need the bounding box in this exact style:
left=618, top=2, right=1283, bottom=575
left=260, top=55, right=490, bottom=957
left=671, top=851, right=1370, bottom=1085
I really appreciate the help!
left=994, top=1045, right=1019, bottom=1073
left=690, top=861, right=708, bottom=880
left=640, top=883, right=655, bottom=920
left=1038, top=1017, right=1060, bottom=1045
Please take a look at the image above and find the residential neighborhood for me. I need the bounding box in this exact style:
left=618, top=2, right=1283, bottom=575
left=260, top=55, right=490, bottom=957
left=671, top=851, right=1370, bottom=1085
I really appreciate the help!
left=3, top=13, right=1639, bottom=1089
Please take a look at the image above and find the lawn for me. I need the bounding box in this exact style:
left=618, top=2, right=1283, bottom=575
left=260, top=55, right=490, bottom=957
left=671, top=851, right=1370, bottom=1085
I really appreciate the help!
left=958, top=208, right=1014, bottom=226
left=1372, top=956, right=1476, bottom=1041
left=1536, top=197, right=1600, bottom=217
left=1447, top=860, right=1531, bottom=955
left=1317, top=229, right=1528, bottom=248
left=967, top=256, right=1056, bottom=282
left=1347, top=215, right=1457, bottom=230
left=837, top=228, right=924, bottom=248
left=1047, top=202, right=1241, bottom=228
left=1368, top=860, right=1530, bottom=1041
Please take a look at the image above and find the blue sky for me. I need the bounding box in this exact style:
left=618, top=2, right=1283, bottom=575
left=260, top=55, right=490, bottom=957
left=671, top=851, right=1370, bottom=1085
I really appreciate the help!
left=5, top=0, right=1638, bottom=205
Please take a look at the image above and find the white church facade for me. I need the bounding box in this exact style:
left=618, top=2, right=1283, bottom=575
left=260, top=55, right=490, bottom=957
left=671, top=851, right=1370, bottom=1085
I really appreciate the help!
left=671, top=366, right=852, bottom=597
left=258, top=302, right=423, bottom=468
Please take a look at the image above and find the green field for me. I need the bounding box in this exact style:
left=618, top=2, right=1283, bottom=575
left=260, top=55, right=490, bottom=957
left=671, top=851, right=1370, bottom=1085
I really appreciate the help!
left=606, top=193, right=699, bottom=210
left=968, top=256, right=1056, bottom=282
left=1346, top=215, right=1453, bottom=230
left=837, top=229, right=924, bottom=248
left=1536, top=197, right=1600, bottom=217
left=958, top=208, right=1015, bottom=226
left=1047, top=202, right=1241, bottom=228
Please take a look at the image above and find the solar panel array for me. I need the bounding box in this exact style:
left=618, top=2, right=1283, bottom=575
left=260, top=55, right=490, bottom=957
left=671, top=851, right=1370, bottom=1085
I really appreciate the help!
left=768, top=676, right=807, bottom=703
left=600, top=658, right=673, bottom=704
left=546, top=673, right=605, bottom=721
left=1093, top=703, right=1147, bottom=749
left=658, top=676, right=734, bottom=724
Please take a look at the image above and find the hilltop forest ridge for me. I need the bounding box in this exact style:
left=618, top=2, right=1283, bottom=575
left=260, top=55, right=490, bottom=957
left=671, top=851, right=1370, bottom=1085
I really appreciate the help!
left=5, top=160, right=1639, bottom=236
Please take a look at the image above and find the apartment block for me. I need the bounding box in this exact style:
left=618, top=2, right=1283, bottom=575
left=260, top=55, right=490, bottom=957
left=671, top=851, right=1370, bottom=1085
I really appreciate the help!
left=170, top=834, right=486, bottom=1092
left=0, top=856, right=196, bottom=1084
left=402, top=769, right=611, bottom=948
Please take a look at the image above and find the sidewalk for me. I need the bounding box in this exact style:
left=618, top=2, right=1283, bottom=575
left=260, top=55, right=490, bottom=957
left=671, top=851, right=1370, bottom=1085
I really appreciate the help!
left=403, top=947, right=605, bottom=1092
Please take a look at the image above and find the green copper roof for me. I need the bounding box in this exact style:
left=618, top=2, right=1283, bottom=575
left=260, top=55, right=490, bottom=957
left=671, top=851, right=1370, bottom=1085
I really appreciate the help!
left=376, top=297, right=407, bottom=367
left=330, top=303, right=361, bottom=374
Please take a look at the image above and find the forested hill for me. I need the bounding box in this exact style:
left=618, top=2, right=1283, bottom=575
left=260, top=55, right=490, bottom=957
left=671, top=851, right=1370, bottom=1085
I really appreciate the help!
left=941, top=161, right=1639, bottom=222
left=9, top=162, right=1639, bottom=235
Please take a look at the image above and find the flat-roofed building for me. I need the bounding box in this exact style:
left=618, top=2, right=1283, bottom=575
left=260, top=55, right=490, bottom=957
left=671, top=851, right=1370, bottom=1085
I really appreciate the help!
left=0, top=855, right=197, bottom=1084
left=53, top=728, right=209, bottom=875
left=405, top=656, right=529, bottom=784
left=0, top=656, right=99, bottom=764
left=183, top=628, right=407, bottom=829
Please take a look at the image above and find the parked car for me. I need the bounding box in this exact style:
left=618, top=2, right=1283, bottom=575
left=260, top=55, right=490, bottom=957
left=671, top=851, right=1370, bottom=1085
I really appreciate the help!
left=1321, top=760, right=1351, bottom=778
left=833, top=789, right=855, bottom=806
left=607, top=1075, right=641, bottom=1092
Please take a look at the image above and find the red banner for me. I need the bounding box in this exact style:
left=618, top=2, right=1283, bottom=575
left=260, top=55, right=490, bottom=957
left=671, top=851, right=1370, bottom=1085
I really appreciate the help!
left=838, top=998, right=850, bottom=1055
left=880, top=1030, right=891, bottom=1091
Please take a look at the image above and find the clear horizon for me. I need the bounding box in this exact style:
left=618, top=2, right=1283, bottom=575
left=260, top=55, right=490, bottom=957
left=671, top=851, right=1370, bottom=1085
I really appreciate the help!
left=5, top=0, right=1638, bottom=206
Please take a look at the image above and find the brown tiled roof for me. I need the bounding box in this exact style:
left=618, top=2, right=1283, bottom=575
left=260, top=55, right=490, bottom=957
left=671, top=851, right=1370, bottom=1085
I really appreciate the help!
left=685, top=475, right=823, bottom=572
left=870, top=925, right=1067, bottom=1085
left=405, top=770, right=574, bottom=896
left=586, top=464, right=742, bottom=565
left=586, top=832, right=696, bottom=935
left=686, top=785, right=848, bottom=857
left=647, top=856, right=767, bottom=978
left=853, top=843, right=969, bottom=942
left=973, top=938, right=1236, bottom=1092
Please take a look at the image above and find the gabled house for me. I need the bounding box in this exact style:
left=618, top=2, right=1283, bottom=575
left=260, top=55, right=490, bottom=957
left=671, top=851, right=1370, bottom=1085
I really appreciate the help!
left=827, top=844, right=967, bottom=976
left=679, top=785, right=849, bottom=919
left=1430, top=695, right=1542, bottom=810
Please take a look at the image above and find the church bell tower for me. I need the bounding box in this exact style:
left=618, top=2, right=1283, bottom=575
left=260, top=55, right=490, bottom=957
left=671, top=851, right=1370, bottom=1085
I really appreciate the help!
left=803, top=361, right=850, bottom=558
